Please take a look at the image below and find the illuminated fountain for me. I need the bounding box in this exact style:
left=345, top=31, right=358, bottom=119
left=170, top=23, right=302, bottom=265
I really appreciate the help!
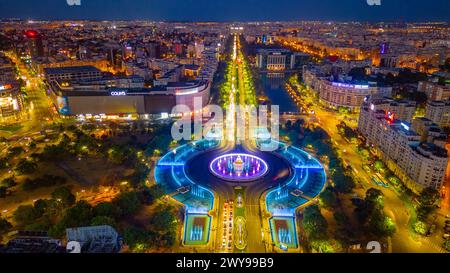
left=209, top=153, right=268, bottom=182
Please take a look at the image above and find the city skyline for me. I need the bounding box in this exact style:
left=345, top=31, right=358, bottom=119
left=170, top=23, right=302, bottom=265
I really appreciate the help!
left=0, top=0, right=449, bottom=22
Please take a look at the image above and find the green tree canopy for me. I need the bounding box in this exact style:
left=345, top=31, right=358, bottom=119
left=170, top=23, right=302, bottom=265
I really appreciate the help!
left=113, top=191, right=141, bottom=217
left=302, top=205, right=328, bottom=240
left=93, top=202, right=121, bottom=219
left=15, top=159, right=38, bottom=175
left=149, top=205, right=176, bottom=232
left=0, top=217, right=12, bottom=233
left=319, top=187, right=337, bottom=208
left=51, top=186, right=76, bottom=207
left=90, top=216, right=116, bottom=228
left=60, top=200, right=93, bottom=228
left=13, top=205, right=42, bottom=226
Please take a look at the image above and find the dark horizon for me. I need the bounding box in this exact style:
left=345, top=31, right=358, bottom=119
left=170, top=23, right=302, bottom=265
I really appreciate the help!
left=0, top=0, right=449, bottom=22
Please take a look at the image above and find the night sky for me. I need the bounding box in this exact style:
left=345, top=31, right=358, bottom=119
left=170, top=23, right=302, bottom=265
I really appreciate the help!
left=0, top=0, right=449, bottom=22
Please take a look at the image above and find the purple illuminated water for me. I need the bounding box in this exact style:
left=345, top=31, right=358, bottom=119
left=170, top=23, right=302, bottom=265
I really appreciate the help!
left=209, top=153, right=268, bottom=182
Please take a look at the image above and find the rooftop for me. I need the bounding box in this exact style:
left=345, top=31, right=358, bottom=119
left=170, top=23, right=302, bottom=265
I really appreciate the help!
left=415, top=142, right=448, bottom=158
left=44, top=65, right=101, bottom=75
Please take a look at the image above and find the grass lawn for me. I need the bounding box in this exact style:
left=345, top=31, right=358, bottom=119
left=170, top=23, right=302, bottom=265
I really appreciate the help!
left=0, top=124, right=23, bottom=133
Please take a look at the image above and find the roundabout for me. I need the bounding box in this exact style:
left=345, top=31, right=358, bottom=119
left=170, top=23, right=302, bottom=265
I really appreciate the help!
left=154, top=138, right=326, bottom=251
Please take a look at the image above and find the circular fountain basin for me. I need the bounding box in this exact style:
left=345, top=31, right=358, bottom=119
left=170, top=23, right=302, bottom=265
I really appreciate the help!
left=209, top=153, right=268, bottom=182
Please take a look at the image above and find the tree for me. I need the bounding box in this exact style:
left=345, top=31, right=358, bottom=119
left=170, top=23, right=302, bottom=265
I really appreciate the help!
left=130, top=162, right=150, bottom=187
left=113, top=191, right=141, bottom=217
left=354, top=188, right=383, bottom=224
left=8, top=146, right=25, bottom=157
left=413, top=220, right=429, bottom=236
left=444, top=238, right=450, bottom=252
left=24, top=215, right=54, bottom=232
left=373, top=160, right=385, bottom=173
left=0, top=217, right=12, bottom=233
left=418, top=187, right=440, bottom=208
left=354, top=188, right=395, bottom=237
left=319, top=187, right=337, bottom=208
left=333, top=172, right=355, bottom=194
left=359, top=148, right=370, bottom=161
left=302, top=205, right=328, bottom=240
left=41, top=145, right=65, bottom=161
left=91, top=216, right=116, bottom=228
left=51, top=186, right=76, bottom=207
left=48, top=221, right=66, bottom=238
left=143, top=184, right=165, bottom=204
left=417, top=187, right=440, bottom=220
left=365, top=188, right=384, bottom=209
left=93, top=202, right=121, bottom=219
left=22, top=175, right=67, bottom=191
left=310, top=239, right=335, bottom=253
left=13, top=205, right=42, bottom=226
left=1, top=177, right=16, bottom=188
left=368, top=210, right=396, bottom=237
left=123, top=227, right=152, bottom=250
left=15, top=159, right=38, bottom=175
left=0, top=186, right=8, bottom=198
left=33, top=199, right=51, bottom=215
left=149, top=205, right=176, bottom=232
left=160, top=229, right=177, bottom=247
left=60, top=201, right=93, bottom=228
left=0, top=157, right=8, bottom=169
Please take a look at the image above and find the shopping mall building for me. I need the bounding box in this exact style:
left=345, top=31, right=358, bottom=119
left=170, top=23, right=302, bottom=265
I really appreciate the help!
left=45, top=66, right=210, bottom=118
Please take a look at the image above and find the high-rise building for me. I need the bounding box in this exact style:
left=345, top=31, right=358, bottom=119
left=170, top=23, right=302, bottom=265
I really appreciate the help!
left=411, top=117, right=447, bottom=145
left=358, top=102, right=448, bottom=191
left=24, top=30, right=45, bottom=58
left=418, top=81, right=450, bottom=101
left=425, top=100, right=450, bottom=127
left=367, top=98, right=417, bottom=123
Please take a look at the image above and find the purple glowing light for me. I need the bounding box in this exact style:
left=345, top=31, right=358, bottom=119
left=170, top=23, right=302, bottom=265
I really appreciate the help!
left=209, top=153, right=268, bottom=182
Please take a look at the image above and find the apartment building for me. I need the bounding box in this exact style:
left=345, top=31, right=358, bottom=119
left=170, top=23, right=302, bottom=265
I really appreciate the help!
left=358, top=103, right=448, bottom=191
left=425, top=100, right=450, bottom=127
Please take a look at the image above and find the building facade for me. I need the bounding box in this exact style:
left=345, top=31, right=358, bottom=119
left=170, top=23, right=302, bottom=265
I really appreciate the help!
left=44, top=66, right=103, bottom=82
left=358, top=103, right=448, bottom=191
left=0, top=83, right=23, bottom=119
left=47, top=75, right=210, bottom=117
left=256, top=49, right=295, bottom=71
left=425, top=100, right=450, bottom=127
left=418, top=81, right=450, bottom=101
